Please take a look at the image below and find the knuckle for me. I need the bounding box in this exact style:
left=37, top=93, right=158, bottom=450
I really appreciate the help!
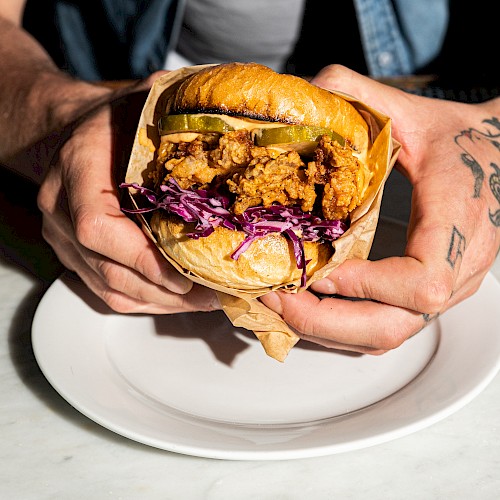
left=369, top=349, right=390, bottom=356
left=73, top=206, right=104, bottom=251
left=286, top=305, right=315, bottom=336
left=334, top=275, right=369, bottom=300
left=289, top=314, right=310, bottom=336
left=313, top=64, right=351, bottom=90
left=413, top=273, right=453, bottom=314
left=321, top=63, right=348, bottom=79
left=96, top=260, right=126, bottom=290
left=370, top=314, right=417, bottom=352
left=477, top=240, right=499, bottom=273
left=467, top=280, right=482, bottom=298
left=100, top=290, right=133, bottom=314
left=132, top=250, right=155, bottom=280
left=371, top=326, right=407, bottom=351
left=36, top=183, right=54, bottom=215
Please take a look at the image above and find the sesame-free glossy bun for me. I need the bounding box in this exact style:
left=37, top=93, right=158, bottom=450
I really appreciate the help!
left=151, top=213, right=332, bottom=290
left=153, top=63, right=372, bottom=290
left=171, top=62, right=369, bottom=154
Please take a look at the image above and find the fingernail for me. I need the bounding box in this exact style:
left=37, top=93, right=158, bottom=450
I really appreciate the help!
left=163, top=274, right=192, bottom=294
left=261, top=292, right=283, bottom=315
left=311, top=278, right=337, bottom=295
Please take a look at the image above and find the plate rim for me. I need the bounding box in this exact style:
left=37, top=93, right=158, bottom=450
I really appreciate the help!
left=31, top=272, right=500, bottom=460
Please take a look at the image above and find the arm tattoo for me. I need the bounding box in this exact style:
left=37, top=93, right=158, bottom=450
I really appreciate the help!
left=413, top=312, right=440, bottom=336
left=458, top=151, right=483, bottom=198
left=447, top=226, right=466, bottom=269
left=455, top=116, right=500, bottom=227
left=423, top=312, right=440, bottom=323
left=489, top=163, right=500, bottom=226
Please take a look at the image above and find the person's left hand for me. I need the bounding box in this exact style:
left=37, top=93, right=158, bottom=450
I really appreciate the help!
left=261, top=65, right=500, bottom=354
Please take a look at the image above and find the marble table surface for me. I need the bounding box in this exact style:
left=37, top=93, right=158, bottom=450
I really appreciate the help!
left=1, top=171, right=499, bottom=499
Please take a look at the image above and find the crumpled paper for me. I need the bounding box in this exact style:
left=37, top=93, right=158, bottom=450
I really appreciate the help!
left=124, top=65, right=400, bottom=362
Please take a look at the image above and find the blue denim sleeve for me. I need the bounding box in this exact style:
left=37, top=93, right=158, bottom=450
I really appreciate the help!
left=23, top=0, right=183, bottom=81
left=353, top=0, right=448, bottom=77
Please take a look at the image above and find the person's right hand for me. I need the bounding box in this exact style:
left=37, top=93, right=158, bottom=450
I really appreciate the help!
left=37, top=79, right=220, bottom=314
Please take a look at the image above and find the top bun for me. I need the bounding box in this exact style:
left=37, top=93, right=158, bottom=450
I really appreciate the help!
left=170, top=62, right=369, bottom=154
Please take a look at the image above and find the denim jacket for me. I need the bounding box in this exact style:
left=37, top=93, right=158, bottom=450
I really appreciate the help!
left=356, top=0, right=448, bottom=77
left=23, top=0, right=448, bottom=81
left=23, top=0, right=186, bottom=80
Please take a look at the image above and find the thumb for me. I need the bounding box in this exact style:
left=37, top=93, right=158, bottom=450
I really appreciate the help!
left=310, top=64, right=416, bottom=139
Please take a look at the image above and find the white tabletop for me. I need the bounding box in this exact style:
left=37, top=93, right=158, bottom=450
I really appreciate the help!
left=1, top=173, right=500, bottom=499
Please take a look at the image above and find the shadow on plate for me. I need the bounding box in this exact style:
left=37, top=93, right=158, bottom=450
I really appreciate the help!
left=152, top=309, right=364, bottom=366
left=146, top=214, right=408, bottom=366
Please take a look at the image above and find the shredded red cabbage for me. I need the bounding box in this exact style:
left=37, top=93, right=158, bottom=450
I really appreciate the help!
left=120, top=179, right=346, bottom=287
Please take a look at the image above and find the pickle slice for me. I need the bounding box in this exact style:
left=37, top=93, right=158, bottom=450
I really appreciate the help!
left=255, top=125, right=345, bottom=152
left=158, top=114, right=235, bottom=135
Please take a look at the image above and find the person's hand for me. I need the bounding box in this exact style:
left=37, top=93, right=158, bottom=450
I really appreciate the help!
left=261, top=65, right=500, bottom=354
left=37, top=77, right=220, bottom=314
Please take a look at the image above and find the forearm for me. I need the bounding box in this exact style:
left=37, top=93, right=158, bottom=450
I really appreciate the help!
left=0, top=15, right=113, bottom=183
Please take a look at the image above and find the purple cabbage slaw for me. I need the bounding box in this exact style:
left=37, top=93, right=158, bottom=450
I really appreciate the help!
left=120, top=178, right=346, bottom=287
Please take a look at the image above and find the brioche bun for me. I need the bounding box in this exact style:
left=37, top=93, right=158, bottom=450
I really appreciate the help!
left=151, top=62, right=370, bottom=290
left=170, top=62, right=369, bottom=155
left=152, top=214, right=332, bottom=289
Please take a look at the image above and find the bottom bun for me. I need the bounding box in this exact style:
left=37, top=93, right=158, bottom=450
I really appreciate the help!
left=151, top=213, right=333, bottom=290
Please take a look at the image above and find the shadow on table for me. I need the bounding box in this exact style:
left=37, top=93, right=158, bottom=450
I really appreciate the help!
left=1, top=172, right=173, bottom=452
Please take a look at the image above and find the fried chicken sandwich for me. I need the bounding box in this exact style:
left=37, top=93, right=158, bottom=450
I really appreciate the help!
left=124, top=62, right=373, bottom=291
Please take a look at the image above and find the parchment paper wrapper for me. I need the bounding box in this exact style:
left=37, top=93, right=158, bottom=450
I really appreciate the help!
left=125, top=65, right=400, bottom=362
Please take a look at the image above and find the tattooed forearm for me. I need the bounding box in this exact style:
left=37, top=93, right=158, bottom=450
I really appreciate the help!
left=446, top=226, right=466, bottom=269
left=455, top=117, right=500, bottom=227
left=488, top=163, right=500, bottom=227
left=459, top=151, right=484, bottom=198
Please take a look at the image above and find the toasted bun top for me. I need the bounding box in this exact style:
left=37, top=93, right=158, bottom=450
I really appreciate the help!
left=170, top=62, right=369, bottom=153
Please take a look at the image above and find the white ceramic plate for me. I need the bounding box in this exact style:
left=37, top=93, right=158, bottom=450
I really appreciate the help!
left=32, top=272, right=500, bottom=460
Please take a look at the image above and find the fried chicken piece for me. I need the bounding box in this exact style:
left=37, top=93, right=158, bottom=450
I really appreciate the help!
left=228, top=149, right=317, bottom=214
left=154, top=130, right=253, bottom=190
left=209, top=129, right=253, bottom=173
left=153, top=130, right=362, bottom=222
left=309, top=135, right=362, bottom=220
left=322, top=168, right=359, bottom=220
